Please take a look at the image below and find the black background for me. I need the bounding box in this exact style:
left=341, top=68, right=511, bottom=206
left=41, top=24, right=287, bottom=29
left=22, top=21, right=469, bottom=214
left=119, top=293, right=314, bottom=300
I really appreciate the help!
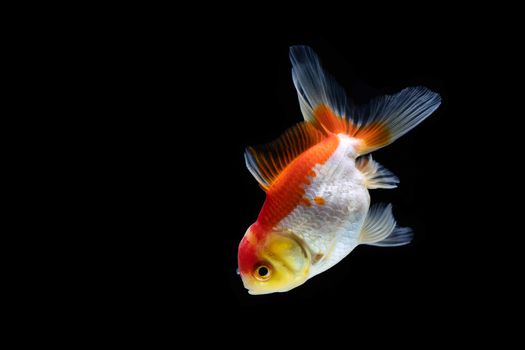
left=99, top=16, right=518, bottom=337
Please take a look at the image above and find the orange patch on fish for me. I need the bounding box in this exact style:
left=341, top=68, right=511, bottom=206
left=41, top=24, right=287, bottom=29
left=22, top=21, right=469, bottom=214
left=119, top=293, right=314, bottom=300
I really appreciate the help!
left=255, top=134, right=339, bottom=233
left=314, top=104, right=354, bottom=134
left=314, top=196, right=325, bottom=205
left=313, top=104, right=391, bottom=154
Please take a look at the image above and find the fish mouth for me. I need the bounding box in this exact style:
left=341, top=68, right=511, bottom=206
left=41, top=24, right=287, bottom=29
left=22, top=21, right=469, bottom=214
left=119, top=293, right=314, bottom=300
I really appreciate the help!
left=248, top=289, right=272, bottom=295
left=240, top=274, right=272, bottom=295
left=243, top=274, right=309, bottom=295
left=246, top=281, right=307, bottom=295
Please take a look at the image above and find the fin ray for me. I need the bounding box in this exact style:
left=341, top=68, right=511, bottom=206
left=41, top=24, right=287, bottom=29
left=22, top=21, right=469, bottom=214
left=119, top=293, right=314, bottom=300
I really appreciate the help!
left=290, top=46, right=350, bottom=126
left=245, top=122, right=325, bottom=191
left=349, top=87, right=441, bottom=154
left=360, top=203, right=413, bottom=246
left=356, top=155, right=399, bottom=189
left=370, top=227, right=413, bottom=247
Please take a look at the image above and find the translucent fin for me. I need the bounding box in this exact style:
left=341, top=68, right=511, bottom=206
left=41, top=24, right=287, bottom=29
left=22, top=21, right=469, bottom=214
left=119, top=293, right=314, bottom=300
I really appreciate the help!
left=290, top=46, right=441, bottom=155
left=290, top=45, right=350, bottom=126
left=370, top=227, right=413, bottom=247
left=356, top=155, right=399, bottom=189
left=348, top=87, right=442, bottom=154
left=245, top=122, right=325, bottom=191
left=359, top=204, right=413, bottom=246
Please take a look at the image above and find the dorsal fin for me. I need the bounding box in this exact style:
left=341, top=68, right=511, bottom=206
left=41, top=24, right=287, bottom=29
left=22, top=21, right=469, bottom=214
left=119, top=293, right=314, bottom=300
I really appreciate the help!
left=245, top=122, right=326, bottom=191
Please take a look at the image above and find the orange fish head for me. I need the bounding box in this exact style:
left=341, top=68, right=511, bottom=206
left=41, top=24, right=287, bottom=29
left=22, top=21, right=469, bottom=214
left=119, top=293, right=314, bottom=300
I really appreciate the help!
left=238, top=225, right=311, bottom=295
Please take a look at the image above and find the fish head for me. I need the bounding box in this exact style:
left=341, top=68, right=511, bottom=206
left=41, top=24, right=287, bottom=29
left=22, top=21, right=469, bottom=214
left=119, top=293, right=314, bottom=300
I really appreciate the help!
left=238, top=225, right=311, bottom=295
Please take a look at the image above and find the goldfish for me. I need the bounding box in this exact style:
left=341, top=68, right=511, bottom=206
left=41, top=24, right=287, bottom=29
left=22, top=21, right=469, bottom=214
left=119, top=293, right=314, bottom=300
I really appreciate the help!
left=238, top=46, right=441, bottom=295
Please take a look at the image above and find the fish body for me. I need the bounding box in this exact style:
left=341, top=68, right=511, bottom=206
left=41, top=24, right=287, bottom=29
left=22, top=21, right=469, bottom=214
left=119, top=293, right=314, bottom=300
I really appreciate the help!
left=238, top=46, right=441, bottom=294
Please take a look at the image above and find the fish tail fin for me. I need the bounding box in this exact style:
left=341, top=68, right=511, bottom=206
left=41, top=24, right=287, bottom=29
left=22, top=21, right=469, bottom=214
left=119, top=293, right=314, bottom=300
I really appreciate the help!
left=290, top=45, right=441, bottom=155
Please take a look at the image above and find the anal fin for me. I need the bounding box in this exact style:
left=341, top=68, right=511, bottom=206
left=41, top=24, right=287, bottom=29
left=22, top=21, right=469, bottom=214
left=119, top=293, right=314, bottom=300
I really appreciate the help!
left=359, top=203, right=413, bottom=246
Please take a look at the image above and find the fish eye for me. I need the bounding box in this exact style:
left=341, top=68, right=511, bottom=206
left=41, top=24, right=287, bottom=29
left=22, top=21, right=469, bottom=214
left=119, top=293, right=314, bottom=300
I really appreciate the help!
left=254, top=265, right=271, bottom=281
